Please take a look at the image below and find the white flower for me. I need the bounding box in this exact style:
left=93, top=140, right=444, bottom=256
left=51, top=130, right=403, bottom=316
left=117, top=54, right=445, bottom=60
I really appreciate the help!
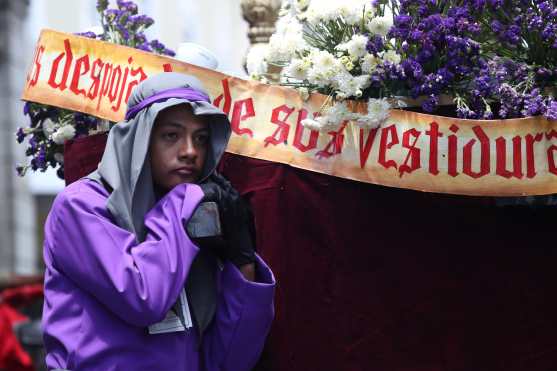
left=305, top=7, right=337, bottom=25
left=246, top=45, right=269, bottom=77
left=267, top=16, right=307, bottom=62
left=366, top=16, right=393, bottom=37
left=311, top=50, right=339, bottom=72
left=53, top=152, right=64, bottom=164
left=334, top=73, right=370, bottom=99
left=336, top=34, right=369, bottom=59
left=297, top=0, right=311, bottom=10
left=381, top=50, right=401, bottom=65
left=42, top=119, right=56, bottom=137
left=306, top=50, right=343, bottom=86
left=301, top=115, right=340, bottom=132
left=52, top=125, right=76, bottom=144
left=284, top=58, right=310, bottom=80
left=298, top=87, right=310, bottom=101
left=362, top=7, right=376, bottom=21
left=355, top=98, right=391, bottom=128
left=325, top=101, right=352, bottom=122
left=338, top=2, right=369, bottom=25
left=361, top=53, right=381, bottom=73
left=306, top=69, right=329, bottom=87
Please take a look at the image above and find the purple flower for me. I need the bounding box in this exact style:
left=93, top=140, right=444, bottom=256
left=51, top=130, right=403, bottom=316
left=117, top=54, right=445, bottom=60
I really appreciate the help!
left=538, top=1, right=552, bottom=14
left=421, top=94, right=438, bottom=112
left=527, top=16, right=543, bottom=31
left=401, top=58, right=423, bottom=80
left=131, top=15, right=154, bottom=28
left=35, top=146, right=47, bottom=170
left=137, top=42, right=152, bottom=52
left=455, top=100, right=478, bottom=118
left=117, top=24, right=130, bottom=41
left=29, top=136, right=38, bottom=152
left=163, top=48, right=176, bottom=57
left=482, top=109, right=494, bottom=119
left=135, top=32, right=147, bottom=44
left=105, top=9, right=123, bottom=22
left=16, top=128, right=25, bottom=143
left=536, top=67, right=552, bottom=78
left=545, top=100, right=557, bottom=120
left=365, top=35, right=384, bottom=54
left=491, top=20, right=504, bottom=34
left=487, top=0, right=504, bottom=9
left=75, top=31, right=97, bottom=39
left=117, top=0, right=138, bottom=14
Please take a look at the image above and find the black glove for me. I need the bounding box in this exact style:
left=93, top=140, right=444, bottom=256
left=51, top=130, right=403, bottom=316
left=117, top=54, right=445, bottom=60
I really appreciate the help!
left=197, top=173, right=256, bottom=267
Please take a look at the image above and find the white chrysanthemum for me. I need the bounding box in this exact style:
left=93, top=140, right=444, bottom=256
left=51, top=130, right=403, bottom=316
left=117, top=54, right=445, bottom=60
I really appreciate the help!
left=284, top=58, right=311, bottom=80
left=306, top=68, right=330, bottom=87
left=53, top=152, right=64, bottom=164
left=366, top=16, right=393, bottom=37
left=324, top=101, right=352, bottom=123
left=298, top=87, right=310, bottom=101
left=305, top=7, right=337, bottom=25
left=337, top=34, right=369, bottom=59
left=266, top=16, right=306, bottom=62
left=334, top=73, right=370, bottom=99
left=275, top=13, right=303, bottom=34
left=246, top=45, right=269, bottom=77
left=310, top=50, right=338, bottom=72
left=267, top=33, right=306, bottom=62
left=306, top=50, right=343, bottom=86
left=42, top=119, right=56, bottom=137
left=300, top=116, right=340, bottom=132
left=52, top=125, right=76, bottom=145
left=338, top=2, right=369, bottom=25
left=362, top=6, right=376, bottom=21
left=356, top=98, right=391, bottom=128
left=305, top=0, right=369, bottom=25
left=361, top=53, right=381, bottom=73
left=297, top=0, right=311, bottom=10
left=382, top=50, right=401, bottom=65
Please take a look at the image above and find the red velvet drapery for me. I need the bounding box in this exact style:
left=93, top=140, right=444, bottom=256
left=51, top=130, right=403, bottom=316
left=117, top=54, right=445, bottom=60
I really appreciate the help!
left=65, top=134, right=557, bottom=371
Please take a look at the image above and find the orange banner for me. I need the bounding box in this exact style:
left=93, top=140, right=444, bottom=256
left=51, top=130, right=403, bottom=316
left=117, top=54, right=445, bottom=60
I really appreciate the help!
left=22, top=29, right=557, bottom=196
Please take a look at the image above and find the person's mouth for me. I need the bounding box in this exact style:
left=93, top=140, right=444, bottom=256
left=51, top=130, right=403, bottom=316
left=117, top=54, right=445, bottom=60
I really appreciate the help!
left=173, top=167, right=197, bottom=176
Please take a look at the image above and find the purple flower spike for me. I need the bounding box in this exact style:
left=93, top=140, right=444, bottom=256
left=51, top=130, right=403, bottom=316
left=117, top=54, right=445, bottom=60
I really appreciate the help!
left=545, top=100, right=557, bottom=121
left=421, top=94, right=439, bottom=113
left=16, top=128, right=25, bottom=143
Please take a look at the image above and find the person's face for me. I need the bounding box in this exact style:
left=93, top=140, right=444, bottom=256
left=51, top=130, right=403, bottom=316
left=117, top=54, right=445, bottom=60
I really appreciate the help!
left=149, top=104, right=209, bottom=192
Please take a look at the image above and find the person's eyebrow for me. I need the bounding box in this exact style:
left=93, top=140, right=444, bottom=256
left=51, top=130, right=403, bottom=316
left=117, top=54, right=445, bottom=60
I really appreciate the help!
left=159, top=121, right=184, bottom=129
left=194, top=127, right=210, bottom=134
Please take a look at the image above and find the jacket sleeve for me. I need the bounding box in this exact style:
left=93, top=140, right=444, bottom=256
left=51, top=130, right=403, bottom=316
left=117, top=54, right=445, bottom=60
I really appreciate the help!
left=44, top=182, right=203, bottom=327
left=202, top=254, right=275, bottom=371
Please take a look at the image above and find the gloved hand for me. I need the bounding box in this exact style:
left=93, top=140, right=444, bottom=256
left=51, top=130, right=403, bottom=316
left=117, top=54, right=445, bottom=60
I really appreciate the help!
left=197, top=173, right=256, bottom=267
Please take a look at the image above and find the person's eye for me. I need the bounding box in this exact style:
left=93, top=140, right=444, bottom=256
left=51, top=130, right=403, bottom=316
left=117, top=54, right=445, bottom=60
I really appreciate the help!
left=162, top=132, right=178, bottom=141
left=194, top=133, right=209, bottom=145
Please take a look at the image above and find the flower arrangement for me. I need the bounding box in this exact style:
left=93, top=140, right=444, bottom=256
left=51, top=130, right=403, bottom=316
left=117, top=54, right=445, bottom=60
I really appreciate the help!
left=248, top=0, right=557, bottom=131
left=16, top=0, right=175, bottom=178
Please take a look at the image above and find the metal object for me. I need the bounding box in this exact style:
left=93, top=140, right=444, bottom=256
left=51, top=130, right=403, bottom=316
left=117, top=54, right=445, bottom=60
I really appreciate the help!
left=186, top=201, right=222, bottom=240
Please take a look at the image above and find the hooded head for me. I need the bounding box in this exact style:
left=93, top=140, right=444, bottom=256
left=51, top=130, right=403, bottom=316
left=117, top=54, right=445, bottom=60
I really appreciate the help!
left=89, top=72, right=231, bottom=242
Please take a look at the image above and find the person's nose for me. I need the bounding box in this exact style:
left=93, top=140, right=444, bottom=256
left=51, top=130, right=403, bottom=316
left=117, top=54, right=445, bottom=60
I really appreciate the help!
left=178, top=136, right=197, bottom=161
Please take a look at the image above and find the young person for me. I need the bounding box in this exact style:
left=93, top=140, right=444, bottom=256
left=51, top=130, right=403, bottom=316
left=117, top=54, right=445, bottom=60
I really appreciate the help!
left=41, top=72, right=275, bottom=370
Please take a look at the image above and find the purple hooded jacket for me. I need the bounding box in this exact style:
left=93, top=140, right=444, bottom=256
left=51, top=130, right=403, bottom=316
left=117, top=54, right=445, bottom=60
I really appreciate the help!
left=41, top=73, right=275, bottom=370
left=42, top=179, right=275, bottom=371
